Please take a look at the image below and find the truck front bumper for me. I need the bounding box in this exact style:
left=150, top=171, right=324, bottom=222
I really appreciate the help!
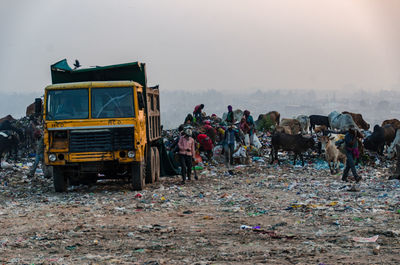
left=45, top=151, right=137, bottom=165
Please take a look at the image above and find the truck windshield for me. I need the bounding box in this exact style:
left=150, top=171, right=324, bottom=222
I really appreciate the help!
left=92, top=87, right=135, bottom=118
left=46, top=89, right=89, bottom=120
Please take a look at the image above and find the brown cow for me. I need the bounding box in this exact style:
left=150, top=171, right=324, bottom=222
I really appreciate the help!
left=0, top=115, right=16, bottom=124
left=314, top=125, right=328, bottom=134
left=382, top=119, right=400, bottom=130
left=257, top=111, right=280, bottom=126
left=342, top=111, right=370, bottom=130
left=319, top=135, right=347, bottom=174
left=280, top=118, right=301, bottom=135
left=275, top=125, right=291, bottom=134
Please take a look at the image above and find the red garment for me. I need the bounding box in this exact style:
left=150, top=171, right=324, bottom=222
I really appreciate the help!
left=197, top=134, right=213, bottom=151
left=193, top=105, right=202, bottom=114
left=203, top=124, right=213, bottom=131
left=204, top=125, right=217, bottom=143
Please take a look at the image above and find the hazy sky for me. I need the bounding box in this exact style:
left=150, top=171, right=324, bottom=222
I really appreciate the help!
left=1, top=0, right=399, bottom=95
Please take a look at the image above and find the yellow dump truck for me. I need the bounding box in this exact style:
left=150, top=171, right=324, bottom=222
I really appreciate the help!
left=42, top=60, right=161, bottom=192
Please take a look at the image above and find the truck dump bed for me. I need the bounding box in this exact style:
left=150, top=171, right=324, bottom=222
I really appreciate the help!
left=51, top=59, right=147, bottom=88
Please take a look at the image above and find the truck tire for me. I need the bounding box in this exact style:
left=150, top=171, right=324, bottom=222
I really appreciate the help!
left=154, top=147, right=160, bottom=182
left=145, top=147, right=156, bottom=184
left=44, top=166, right=53, bottom=179
left=53, top=166, right=68, bottom=192
left=132, top=160, right=145, bottom=190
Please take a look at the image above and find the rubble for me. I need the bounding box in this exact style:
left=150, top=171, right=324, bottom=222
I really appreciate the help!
left=0, top=110, right=399, bottom=264
left=0, top=135, right=399, bottom=264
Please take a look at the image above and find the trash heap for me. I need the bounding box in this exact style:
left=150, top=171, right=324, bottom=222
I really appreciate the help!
left=0, top=112, right=399, bottom=264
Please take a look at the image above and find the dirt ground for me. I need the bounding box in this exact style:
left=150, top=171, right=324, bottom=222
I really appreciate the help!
left=0, top=160, right=400, bottom=264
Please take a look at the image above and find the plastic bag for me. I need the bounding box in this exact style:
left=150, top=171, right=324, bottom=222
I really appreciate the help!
left=233, top=146, right=247, bottom=158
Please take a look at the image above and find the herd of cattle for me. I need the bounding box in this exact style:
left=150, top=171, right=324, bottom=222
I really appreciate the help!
left=253, top=110, right=400, bottom=170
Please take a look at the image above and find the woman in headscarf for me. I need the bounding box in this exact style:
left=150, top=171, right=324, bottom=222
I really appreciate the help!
left=243, top=110, right=255, bottom=146
left=226, top=105, right=235, bottom=124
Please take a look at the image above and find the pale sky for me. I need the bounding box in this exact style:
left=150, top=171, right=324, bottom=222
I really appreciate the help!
left=0, top=0, right=399, bottom=94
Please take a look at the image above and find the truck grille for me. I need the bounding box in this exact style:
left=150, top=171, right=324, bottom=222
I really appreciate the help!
left=69, top=127, right=134, bottom=152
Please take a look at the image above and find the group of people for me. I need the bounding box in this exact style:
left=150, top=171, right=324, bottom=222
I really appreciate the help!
left=173, top=104, right=258, bottom=184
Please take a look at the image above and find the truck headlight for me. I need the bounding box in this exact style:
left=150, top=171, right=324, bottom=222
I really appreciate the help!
left=128, top=151, right=135, bottom=158
left=48, top=154, right=57, bottom=162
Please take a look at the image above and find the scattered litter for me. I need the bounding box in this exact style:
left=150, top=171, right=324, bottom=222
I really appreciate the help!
left=352, top=235, right=379, bottom=243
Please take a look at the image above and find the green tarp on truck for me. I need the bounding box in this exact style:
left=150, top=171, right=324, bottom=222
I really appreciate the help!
left=51, top=59, right=147, bottom=87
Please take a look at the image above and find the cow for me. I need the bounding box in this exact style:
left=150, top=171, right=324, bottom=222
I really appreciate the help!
left=280, top=118, right=301, bottom=135
left=314, top=125, right=328, bottom=135
left=270, top=133, right=315, bottom=166
left=0, top=120, right=25, bottom=151
left=364, top=124, right=396, bottom=155
left=296, top=115, right=310, bottom=134
left=0, top=130, right=20, bottom=168
left=319, top=135, right=347, bottom=174
left=275, top=125, right=291, bottom=135
left=342, top=111, right=370, bottom=130
left=382, top=119, right=400, bottom=130
left=387, top=129, right=400, bottom=159
left=309, top=115, right=330, bottom=133
left=328, top=111, right=358, bottom=132
left=257, top=111, right=280, bottom=127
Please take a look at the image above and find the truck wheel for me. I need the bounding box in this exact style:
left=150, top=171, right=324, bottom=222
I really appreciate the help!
left=132, top=160, right=145, bottom=190
left=53, top=166, right=68, bottom=192
left=145, top=147, right=156, bottom=184
left=44, top=166, right=53, bottom=179
left=154, top=147, right=160, bottom=182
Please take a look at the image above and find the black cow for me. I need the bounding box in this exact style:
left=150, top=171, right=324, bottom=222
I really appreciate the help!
left=0, top=120, right=24, bottom=166
left=0, top=130, right=20, bottom=168
left=0, top=120, right=24, bottom=140
left=364, top=124, right=396, bottom=155
left=270, top=133, right=315, bottom=166
left=309, top=115, right=330, bottom=133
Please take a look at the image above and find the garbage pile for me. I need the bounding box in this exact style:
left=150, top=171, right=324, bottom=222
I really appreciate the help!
left=0, top=109, right=400, bottom=264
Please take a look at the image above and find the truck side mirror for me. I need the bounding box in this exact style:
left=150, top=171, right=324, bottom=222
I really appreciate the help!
left=34, top=98, right=42, bottom=116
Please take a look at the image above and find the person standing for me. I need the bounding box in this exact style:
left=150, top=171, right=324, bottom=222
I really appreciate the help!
left=224, top=125, right=240, bottom=167
left=243, top=110, right=255, bottom=146
left=342, top=127, right=362, bottom=182
left=28, top=133, right=45, bottom=178
left=193, top=104, right=204, bottom=123
left=226, top=105, right=235, bottom=124
left=178, top=128, right=196, bottom=184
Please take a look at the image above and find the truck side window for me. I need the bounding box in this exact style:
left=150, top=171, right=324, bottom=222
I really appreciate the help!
left=137, top=92, right=144, bottom=110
